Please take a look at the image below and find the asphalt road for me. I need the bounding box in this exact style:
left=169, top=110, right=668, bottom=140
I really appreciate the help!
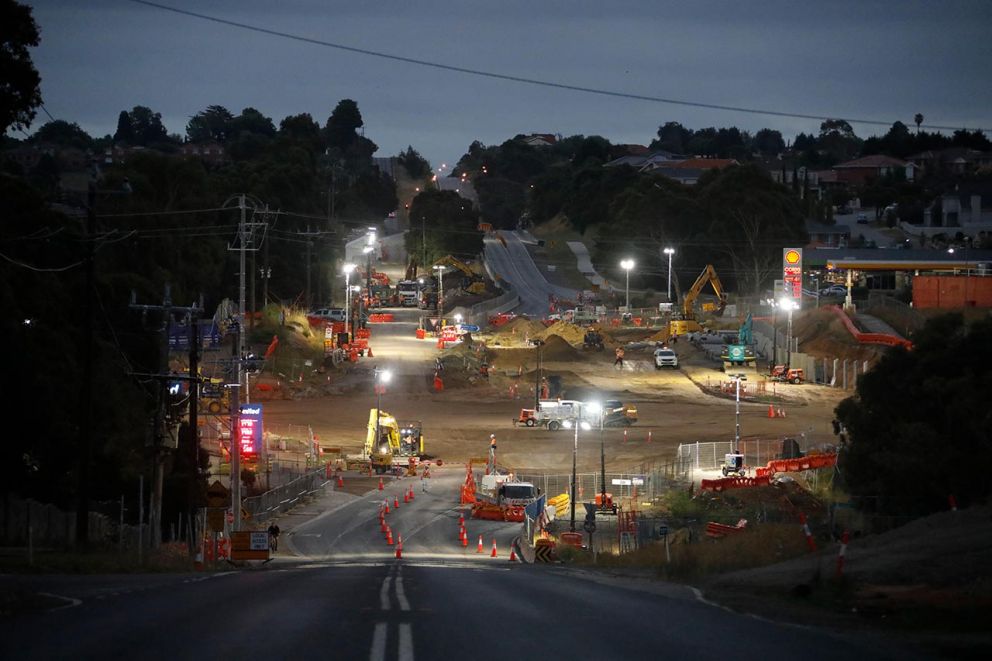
left=2, top=473, right=923, bottom=660
left=484, top=230, right=579, bottom=316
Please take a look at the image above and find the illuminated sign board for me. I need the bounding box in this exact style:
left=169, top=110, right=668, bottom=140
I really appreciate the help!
left=782, top=248, right=803, bottom=303
left=238, top=404, right=263, bottom=456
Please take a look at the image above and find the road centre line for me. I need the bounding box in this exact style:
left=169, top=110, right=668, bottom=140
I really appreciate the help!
left=399, top=623, right=414, bottom=661
left=369, top=622, right=387, bottom=661
left=395, top=571, right=410, bottom=612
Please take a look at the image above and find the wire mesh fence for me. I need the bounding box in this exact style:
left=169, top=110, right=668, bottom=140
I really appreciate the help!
left=676, top=432, right=829, bottom=473
left=243, top=468, right=327, bottom=524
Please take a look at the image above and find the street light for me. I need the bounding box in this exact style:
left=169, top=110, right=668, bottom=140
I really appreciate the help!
left=779, top=298, right=797, bottom=368
left=620, top=258, right=635, bottom=312
left=564, top=404, right=592, bottom=532
left=530, top=339, right=545, bottom=410
left=374, top=367, right=392, bottom=460
left=731, top=373, right=747, bottom=451
left=342, top=263, right=356, bottom=342
left=433, top=265, right=446, bottom=318
left=586, top=401, right=607, bottom=513
left=663, top=248, right=675, bottom=302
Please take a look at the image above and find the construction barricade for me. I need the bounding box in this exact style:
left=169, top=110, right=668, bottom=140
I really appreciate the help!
left=755, top=453, right=837, bottom=478
left=705, top=519, right=748, bottom=538
left=699, top=475, right=771, bottom=491
left=368, top=313, right=394, bottom=323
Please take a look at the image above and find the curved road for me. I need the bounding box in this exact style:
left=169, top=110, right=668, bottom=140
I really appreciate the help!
left=484, top=231, right=580, bottom=317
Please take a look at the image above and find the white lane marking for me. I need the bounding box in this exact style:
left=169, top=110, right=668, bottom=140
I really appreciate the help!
left=369, top=622, right=387, bottom=661
left=379, top=576, right=393, bottom=611
left=38, top=592, right=82, bottom=611
left=395, top=576, right=410, bottom=612
left=398, top=623, right=414, bottom=661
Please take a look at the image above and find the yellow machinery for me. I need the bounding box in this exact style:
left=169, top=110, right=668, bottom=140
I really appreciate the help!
left=364, top=409, right=424, bottom=474
left=433, top=255, right=488, bottom=295
left=670, top=264, right=728, bottom=336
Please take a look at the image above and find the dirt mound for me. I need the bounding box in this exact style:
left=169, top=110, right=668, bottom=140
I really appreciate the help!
left=536, top=321, right=586, bottom=345
left=496, top=317, right=547, bottom=336
left=541, top=334, right=581, bottom=361
left=793, top=309, right=888, bottom=364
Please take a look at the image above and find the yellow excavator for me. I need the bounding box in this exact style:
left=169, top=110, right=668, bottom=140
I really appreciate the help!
left=670, top=264, right=728, bottom=336
left=364, top=409, right=424, bottom=474
left=433, top=255, right=488, bottom=295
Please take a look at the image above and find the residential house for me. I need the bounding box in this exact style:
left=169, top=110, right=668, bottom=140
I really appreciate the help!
left=805, top=220, right=851, bottom=248
left=520, top=133, right=557, bottom=148
left=179, top=142, right=227, bottom=165
left=831, top=154, right=916, bottom=185
left=906, top=148, right=992, bottom=177
left=603, top=150, right=686, bottom=169
left=924, top=183, right=992, bottom=230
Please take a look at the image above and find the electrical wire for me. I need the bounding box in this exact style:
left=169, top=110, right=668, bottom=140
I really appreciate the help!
left=96, top=206, right=230, bottom=218
left=126, top=0, right=987, bottom=133
left=0, top=249, right=83, bottom=272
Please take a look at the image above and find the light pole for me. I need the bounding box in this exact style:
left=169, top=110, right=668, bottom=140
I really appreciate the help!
left=586, top=401, right=606, bottom=511
left=620, top=258, right=635, bottom=312
left=766, top=298, right=778, bottom=372
left=433, top=265, right=446, bottom=319
left=663, top=247, right=675, bottom=301
left=352, top=285, right=362, bottom=332
left=780, top=299, right=797, bottom=368
left=565, top=409, right=592, bottom=533
left=342, top=263, right=355, bottom=343
left=531, top=339, right=545, bottom=410
left=365, top=229, right=376, bottom=292
left=374, top=366, right=392, bottom=457
left=732, top=373, right=747, bottom=451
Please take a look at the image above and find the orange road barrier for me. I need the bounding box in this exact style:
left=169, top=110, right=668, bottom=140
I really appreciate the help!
left=490, top=538, right=498, bottom=558
left=754, top=453, right=838, bottom=478
left=705, top=519, right=748, bottom=538
left=477, top=535, right=484, bottom=554
left=700, top=476, right=772, bottom=491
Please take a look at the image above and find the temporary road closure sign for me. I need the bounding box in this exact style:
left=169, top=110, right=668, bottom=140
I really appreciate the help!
left=230, top=531, right=270, bottom=561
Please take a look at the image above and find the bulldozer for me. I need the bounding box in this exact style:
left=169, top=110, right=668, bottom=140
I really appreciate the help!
left=670, top=264, right=727, bottom=337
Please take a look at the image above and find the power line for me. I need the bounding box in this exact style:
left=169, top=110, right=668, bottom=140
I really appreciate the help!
left=0, top=249, right=83, bottom=272
left=127, top=0, right=988, bottom=134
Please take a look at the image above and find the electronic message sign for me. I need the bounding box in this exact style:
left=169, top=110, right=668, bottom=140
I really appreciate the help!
left=238, top=404, right=263, bottom=456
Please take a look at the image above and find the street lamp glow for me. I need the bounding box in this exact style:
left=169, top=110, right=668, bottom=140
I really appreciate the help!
left=343, top=263, right=356, bottom=342
left=454, top=313, right=463, bottom=323
left=363, top=245, right=373, bottom=254
left=620, top=259, right=635, bottom=311
left=378, top=369, right=392, bottom=384
left=663, top=247, right=675, bottom=301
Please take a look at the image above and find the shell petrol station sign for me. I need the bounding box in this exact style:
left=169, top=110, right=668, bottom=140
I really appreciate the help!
left=782, top=248, right=803, bottom=304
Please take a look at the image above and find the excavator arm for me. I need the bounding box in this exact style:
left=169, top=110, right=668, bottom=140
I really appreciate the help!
left=681, top=264, right=727, bottom=319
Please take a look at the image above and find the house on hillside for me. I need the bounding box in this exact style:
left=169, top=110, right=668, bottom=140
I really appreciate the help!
left=520, top=133, right=558, bottom=148
left=805, top=220, right=851, bottom=248
left=645, top=157, right=737, bottom=185
left=924, top=183, right=992, bottom=230
left=603, top=150, right=685, bottom=170
left=831, top=154, right=916, bottom=185
left=906, top=148, right=992, bottom=177
left=179, top=142, right=227, bottom=165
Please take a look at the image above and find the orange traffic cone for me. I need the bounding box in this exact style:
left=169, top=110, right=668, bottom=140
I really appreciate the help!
left=337, top=475, right=344, bottom=488
left=380, top=518, right=387, bottom=532
left=477, top=534, right=484, bottom=554
left=367, top=346, right=373, bottom=358
left=394, top=496, right=400, bottom=509
left=384, top=501, right=390, bottom=515
left=768, top=404, right=775, bottom=418
left=461, top=532, right=468, bottom=547
left=508, top=546, right=517, bottom=562
left=490, top=538, right=498, bottom=558
left=395, top=534, right=402, bottom=559
left=386, top=527, right=394, bottom=545
left=403, top=492, right=409, bottom=504
left=623, top=429, right=628, bottom=443
left=409, top=486, right=415, bottom=501
left=378, top=477, right=384, bottom=490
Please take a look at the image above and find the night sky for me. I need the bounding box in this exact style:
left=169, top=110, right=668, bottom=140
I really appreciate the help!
left=25, top=0, right=992, bottom=171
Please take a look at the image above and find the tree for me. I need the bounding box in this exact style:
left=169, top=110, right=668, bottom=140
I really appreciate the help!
left=818, top=119, right=862, bottom=164
left=398, top=146, right=430, bottom=178
left=127, top=105, right=170, bottom=146
left=914, top=113, right=923, bottom=134
left=231, top=107, right=276, bottom=138
left=114, top=110, right=135, bottom=144
left=651, top=121, right=692, bottom=154
left=325, top=99, right=364, bottom=151
left=698, top=165, right=807, bottom=294
left=31, top=120, right=93, bottom=150
left=836, top=314, right=992, bottom=515
left=0, top=0, right=42, bottom=134
left=186, top=105, right=234, bottom=143
left=405, top=190, right=482, bottom=263
left=753, top=129, right=785, bottom=157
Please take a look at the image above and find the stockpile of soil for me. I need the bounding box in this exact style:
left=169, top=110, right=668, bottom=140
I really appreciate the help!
left=488, top=318, right=548, bottom=346
left=536, top=321, right=586, bottom=345
left=792, top=309, right=887, bottom=364
left=541, top=334, right=581, bottom=361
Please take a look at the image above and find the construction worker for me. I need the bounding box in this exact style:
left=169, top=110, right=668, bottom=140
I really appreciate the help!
left=614, top=346, right=625, bottom=368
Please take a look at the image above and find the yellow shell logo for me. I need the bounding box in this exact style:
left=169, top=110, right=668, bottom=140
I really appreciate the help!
left=784, top=250, right=801, bottom=264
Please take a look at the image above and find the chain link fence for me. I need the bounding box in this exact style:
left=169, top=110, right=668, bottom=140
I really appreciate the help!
left=676, top=432, right=830, bottom=473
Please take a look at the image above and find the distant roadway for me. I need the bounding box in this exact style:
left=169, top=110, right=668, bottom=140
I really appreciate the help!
left=484, top=231, right=580, bottom=317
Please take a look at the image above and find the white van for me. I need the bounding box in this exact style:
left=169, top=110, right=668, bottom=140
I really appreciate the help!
left=310, top=308, right=346, bottom=322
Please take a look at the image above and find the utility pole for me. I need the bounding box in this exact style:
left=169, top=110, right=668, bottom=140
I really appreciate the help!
left=76, top=181, right=97, bottom=544
left=129, top=284, right=202, bottom=548
left=305, top=225, right=313, bottom=310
